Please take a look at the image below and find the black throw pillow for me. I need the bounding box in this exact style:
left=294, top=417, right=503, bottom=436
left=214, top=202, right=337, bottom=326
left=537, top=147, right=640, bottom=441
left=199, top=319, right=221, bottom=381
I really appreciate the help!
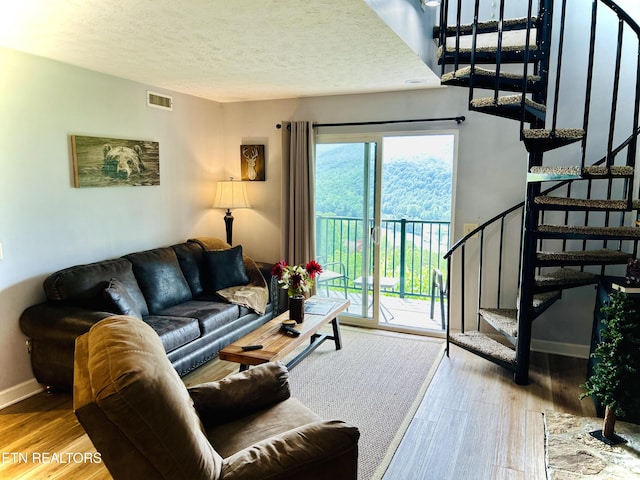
left=104, top=278, right=144, bottom=319
left=203, top=245, right=250, bottom=292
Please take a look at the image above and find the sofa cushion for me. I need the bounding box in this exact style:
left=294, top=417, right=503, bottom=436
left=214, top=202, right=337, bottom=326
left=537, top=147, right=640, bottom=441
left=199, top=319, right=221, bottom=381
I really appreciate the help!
left=104, top=278, right=147, bottom=319
left=43, top=258, right=149, bottom=315
left=124, top=247, right=192, bottom=313
left=203, top=245, right=249, bottom=292
left=157, top=301, right=240, bottom=336
left=143, top=316, right=201, bottom=353
left=172, top=242, right=205, bottom=297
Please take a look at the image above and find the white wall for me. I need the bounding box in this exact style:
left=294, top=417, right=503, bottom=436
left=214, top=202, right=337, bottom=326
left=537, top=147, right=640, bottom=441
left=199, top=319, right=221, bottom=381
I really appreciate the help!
left=0, top=47, right=224, bottom=402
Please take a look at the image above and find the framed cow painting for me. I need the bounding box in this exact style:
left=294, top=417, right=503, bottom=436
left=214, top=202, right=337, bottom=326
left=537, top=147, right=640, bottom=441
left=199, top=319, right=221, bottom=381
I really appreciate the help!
left=71, top=135, right=160, bottom=187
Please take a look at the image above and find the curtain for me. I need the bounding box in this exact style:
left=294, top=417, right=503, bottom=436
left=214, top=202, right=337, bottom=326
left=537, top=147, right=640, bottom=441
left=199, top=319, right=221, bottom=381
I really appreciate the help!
left=280, top=121, right=316, bottom=265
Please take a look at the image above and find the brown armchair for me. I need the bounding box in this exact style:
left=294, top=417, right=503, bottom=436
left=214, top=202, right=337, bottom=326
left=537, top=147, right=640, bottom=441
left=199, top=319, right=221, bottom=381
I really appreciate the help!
left=73, top=316, right=359, bottom=480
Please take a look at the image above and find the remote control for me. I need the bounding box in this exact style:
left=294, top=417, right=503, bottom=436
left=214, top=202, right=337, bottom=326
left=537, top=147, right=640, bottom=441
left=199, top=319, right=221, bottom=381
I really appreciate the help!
left=280, top=325, right=301, bottom=337
left=241, top=344, right=263, bottom=351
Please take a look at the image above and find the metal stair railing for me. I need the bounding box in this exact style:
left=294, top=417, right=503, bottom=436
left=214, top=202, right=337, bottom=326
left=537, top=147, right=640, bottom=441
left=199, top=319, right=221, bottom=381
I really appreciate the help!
left=437, top=1, right=640, bottom=362
left=443, top=124, right=640, bottom=353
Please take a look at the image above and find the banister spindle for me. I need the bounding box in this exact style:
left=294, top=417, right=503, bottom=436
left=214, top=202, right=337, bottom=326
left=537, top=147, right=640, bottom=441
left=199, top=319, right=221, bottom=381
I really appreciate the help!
left=582, top=0, right=598, bottom=170
left=454, top=0, right=463, bottom=72
left=607, top=19, right=624, bottom=167
left=477, top=230, right=484, bottom=330
left=468, top=0, right=480, bottom=106
left=551, top=0, right=568, bottom=135
left=494, top=0, right=506, bottom=103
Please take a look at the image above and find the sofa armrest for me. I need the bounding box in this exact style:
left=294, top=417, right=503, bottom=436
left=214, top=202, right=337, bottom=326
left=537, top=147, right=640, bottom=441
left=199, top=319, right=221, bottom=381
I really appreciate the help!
left=20, top=303, right=114, bottom=343
left=188, top=362, right=291, bottom=425
left=254, top=261, right=274, bottom=283
left=220, top=420, right=360, bottom=480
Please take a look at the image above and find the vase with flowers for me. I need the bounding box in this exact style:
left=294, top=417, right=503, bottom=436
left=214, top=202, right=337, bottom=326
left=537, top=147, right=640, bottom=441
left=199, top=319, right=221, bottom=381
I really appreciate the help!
left=271, top=260, right=323, bottom=323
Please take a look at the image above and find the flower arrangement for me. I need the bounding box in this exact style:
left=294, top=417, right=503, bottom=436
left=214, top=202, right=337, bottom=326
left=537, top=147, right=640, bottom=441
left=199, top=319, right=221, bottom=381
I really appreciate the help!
left=271, top=260, right=323, bottom=297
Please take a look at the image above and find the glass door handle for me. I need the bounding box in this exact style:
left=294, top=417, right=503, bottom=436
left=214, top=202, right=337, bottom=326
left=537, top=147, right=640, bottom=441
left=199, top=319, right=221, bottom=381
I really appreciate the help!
left=371, top=226, right=380, bottom=245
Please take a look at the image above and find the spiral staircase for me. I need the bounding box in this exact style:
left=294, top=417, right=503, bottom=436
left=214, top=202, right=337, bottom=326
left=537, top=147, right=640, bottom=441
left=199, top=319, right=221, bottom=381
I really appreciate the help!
left=434, top=0, right=640, bottom=384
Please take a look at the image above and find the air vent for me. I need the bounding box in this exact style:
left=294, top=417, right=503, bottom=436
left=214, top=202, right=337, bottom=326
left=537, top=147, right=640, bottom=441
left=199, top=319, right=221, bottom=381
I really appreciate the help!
left=147, top=91, right=173, bottom=111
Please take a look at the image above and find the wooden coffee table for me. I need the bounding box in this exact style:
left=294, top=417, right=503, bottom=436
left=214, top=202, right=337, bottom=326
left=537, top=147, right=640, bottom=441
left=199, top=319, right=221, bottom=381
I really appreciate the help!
left=219, top=296, right=349, bottom=371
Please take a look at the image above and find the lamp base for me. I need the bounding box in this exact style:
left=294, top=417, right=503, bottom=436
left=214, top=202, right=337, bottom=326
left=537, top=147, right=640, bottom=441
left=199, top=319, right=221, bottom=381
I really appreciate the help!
left=223, top=209, right=234, bottom=245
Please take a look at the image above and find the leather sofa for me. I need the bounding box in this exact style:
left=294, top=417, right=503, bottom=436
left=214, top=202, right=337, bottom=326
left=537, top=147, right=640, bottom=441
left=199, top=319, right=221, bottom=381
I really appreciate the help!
left=20, top=237, right=276, bottom=391
left=74, top=316, right=360, bottom=479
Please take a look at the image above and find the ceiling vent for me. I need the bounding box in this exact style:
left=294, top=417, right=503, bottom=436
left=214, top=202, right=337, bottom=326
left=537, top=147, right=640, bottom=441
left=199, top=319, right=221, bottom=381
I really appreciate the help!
left=147, top=91, right=173, bottom=111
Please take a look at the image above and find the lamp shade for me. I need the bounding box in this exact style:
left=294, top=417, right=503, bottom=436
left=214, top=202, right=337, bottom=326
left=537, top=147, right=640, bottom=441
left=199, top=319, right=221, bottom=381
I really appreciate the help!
left=212, top=180, right=250, bottom=209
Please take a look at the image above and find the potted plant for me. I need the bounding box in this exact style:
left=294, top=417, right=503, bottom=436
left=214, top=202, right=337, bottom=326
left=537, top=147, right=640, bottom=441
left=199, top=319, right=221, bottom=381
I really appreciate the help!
left=581, top=291, right=640, bottom=445
left=271, top=260, right=322, bottom=323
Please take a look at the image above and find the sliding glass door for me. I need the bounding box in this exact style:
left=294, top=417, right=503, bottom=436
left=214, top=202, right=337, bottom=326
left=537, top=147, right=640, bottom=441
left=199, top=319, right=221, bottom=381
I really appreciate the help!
left=314, top=131, right=456, bottom=332
left=315, top=136, right=381, bottom=323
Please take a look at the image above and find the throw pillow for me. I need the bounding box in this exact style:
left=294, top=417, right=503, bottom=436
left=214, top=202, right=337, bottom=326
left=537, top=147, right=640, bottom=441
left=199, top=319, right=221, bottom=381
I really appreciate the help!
left=203, top=245, right=249, bottom=292
left=104, top=278, right=144, bottom=319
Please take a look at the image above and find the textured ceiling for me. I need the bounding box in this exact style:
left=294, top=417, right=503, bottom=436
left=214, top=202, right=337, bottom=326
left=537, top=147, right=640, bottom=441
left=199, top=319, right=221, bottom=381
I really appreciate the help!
left=0, top=0, right=440, bottom=103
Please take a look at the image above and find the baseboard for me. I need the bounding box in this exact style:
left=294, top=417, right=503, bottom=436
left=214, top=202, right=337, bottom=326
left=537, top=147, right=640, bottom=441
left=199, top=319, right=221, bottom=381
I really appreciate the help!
left=0, top=378, right=42, bottom=410
left=531, top=339, right=590, bottom=359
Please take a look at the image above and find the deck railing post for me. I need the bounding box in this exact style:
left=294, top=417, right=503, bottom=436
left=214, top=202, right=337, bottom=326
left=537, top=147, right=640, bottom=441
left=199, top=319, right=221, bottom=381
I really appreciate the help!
left=400, top=218, right=407, bottom=298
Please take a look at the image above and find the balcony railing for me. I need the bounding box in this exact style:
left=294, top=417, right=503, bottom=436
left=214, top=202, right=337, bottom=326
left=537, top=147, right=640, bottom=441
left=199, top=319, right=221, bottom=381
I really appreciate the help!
left=316, top=215, right=451, bottom=298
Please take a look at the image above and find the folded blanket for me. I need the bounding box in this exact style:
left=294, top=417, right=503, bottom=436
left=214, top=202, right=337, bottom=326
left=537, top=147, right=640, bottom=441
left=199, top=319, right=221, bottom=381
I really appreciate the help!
left=190, top=237, right=269, bottom=315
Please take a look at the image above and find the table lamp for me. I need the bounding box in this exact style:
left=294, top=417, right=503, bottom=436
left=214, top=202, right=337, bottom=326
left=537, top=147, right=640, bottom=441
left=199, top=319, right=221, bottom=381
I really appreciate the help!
left=212, top=178, right=250, bottom=245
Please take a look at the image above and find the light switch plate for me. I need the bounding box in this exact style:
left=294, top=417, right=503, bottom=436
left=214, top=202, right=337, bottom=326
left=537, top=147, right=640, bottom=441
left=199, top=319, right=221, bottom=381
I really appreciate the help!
left=463, top=223, right=479, bottom=238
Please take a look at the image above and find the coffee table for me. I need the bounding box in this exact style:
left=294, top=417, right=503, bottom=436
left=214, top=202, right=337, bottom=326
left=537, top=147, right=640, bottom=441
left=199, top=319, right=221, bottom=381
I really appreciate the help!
left=219, top=296, right=350, bottom=371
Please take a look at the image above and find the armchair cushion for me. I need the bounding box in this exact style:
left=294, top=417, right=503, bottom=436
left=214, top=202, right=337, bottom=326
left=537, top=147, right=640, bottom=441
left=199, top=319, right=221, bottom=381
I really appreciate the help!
left=221, top=419, right=360, bottom=480
left=206, top=397, right=321, bottom=458
left=188, top=362, right=291, bottom=424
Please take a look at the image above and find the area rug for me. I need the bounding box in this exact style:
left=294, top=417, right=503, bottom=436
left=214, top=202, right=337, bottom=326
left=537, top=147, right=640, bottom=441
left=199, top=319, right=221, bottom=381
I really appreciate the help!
left=286, top=326, right=445, bottom=480
left=544, top=410, right=640, bottom=479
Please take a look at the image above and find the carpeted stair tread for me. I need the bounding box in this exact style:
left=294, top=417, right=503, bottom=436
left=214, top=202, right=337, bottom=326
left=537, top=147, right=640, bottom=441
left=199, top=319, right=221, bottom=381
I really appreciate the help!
left=441, top=66, right=542, bottom=91
left=522, top=129, right=585, bottom=153
left=523, top=128, right=585, bottom=139
left=471, top=94, right=546, bottom=121
left=537, top=225, right=640, bottom=240
left=536, top=248, right=632, bottom=265
left=471, top=94, right=546, bottom=111
left=584, top=165, right=635, bottom=176
left=532, top=290, right=561, bottom=313
left=434, top=16, right=537, bottom=37
left=437, top=38, right=540, bottom=64
left=534, top=196, right=640, bottom=211
left=449, top=332, right=516, bottom=368
left=480, top=308, right=518, bottom=337
left=529, top=165, right=633, bottom=180
left=535, top=268, right=597, bottom=291
left=437, top=43, right=537, bottom=57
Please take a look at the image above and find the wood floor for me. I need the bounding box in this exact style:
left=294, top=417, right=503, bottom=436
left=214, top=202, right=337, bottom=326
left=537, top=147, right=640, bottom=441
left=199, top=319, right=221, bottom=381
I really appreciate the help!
left=0, top=338, right=595, bottom=480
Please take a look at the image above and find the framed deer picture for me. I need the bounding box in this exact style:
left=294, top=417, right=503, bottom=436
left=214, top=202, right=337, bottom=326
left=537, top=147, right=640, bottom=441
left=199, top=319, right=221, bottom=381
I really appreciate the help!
left=240, top=144, right=265, bottom=181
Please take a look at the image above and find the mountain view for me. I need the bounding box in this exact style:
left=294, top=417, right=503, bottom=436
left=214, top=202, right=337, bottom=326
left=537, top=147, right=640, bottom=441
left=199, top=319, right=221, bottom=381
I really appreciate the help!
left=315, top=138, right=453, bottom=222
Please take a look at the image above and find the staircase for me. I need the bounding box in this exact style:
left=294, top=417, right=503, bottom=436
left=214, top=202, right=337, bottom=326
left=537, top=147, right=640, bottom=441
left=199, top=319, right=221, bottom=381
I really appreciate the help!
left=435, top=0, right=640, bottom=384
